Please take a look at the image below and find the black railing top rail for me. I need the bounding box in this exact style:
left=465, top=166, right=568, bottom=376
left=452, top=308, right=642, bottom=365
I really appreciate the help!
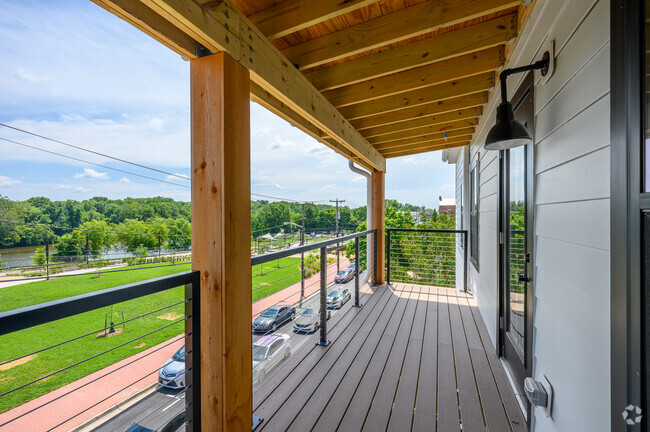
left=251, top=229, right=375, bottom=266
left=0, top=270, right=200, bottom=336
left=387, top=228, right=468, bottom=234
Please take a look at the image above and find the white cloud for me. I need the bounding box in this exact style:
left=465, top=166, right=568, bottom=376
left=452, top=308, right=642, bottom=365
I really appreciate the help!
left=74, top=168, right=109, bottom=180
left=165, top=173, right=190, bottom=181
left=273, top=183, right=284, bottom=190
left=16, top=68, right=49, bottom=83
left=74, top=186, right=91, bottom=193
left=119, top=177, right=130, bottom=183
left=0, top=175, right=21, bottom=186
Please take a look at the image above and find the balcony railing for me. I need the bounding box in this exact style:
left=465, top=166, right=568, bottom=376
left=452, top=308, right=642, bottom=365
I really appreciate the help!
left=0, top=271, right=201, bottom=432
left=387, top=228, right=468, bottom=291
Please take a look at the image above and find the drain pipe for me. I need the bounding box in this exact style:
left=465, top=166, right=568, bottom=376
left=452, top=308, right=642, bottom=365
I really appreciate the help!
left=348, top=160, right=372, bottom=287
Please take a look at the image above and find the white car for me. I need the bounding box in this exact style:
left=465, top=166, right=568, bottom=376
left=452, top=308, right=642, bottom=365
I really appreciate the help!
left=327, top=288, right=351, bottom=309
left=252, top=333, right=291, bottom=383
left=158, top=345, right=186, bottom=389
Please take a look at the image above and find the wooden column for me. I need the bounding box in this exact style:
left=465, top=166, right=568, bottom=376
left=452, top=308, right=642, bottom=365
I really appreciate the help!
left=370, top=171, right=385, bottom=284
left=191, top=52, right=251, bottom=431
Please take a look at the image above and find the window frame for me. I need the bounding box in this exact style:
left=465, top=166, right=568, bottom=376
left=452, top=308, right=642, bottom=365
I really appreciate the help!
left=469, top=155, right=480, bottom=270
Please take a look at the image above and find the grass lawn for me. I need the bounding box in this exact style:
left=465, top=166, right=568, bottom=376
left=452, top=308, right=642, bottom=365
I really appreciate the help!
left=0, top=257, right=307, bottom=413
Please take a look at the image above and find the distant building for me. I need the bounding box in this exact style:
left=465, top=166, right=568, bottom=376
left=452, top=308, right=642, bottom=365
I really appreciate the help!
left=438, top=197, right=456, bottom=215
left=410, top=211, right=423, bottom=224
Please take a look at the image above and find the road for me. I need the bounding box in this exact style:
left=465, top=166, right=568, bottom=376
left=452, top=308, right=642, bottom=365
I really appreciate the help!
left=90, top=271, right=364, bottom=432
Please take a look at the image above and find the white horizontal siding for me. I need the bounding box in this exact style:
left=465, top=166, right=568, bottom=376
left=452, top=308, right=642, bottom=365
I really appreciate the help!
left=456, top=0, right=611, bottom=430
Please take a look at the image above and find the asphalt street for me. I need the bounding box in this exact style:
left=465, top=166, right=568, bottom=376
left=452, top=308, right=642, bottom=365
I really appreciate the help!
left=91, top=270, right=364, bottom=432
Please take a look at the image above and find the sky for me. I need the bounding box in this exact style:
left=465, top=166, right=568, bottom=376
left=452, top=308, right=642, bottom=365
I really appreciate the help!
left=0, top=0, right=456, bottom=210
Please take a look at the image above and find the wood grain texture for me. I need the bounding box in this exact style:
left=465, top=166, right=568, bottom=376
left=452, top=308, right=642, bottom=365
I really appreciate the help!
left=281, top=0, right=520, bottom=70
left=362, top=107, right=482, bottom=138
left=382, top=140, right=472, bottom=158
left=323, top=46, right=505, bottom=107
left=374, top=129, right=474, bottom=150
left=368, top=118, right=478, bottom=144
left=303, top=13, right=516, bottom=91
left=190, top=52, right=252, bottom=431
left=339, top=72, right=495, bottom=120
left=351, top=92, right=488, bottom=130
left=371, top=171, right=385, bottom=284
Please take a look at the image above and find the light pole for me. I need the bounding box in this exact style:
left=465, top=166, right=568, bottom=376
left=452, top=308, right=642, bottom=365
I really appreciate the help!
left=284, top=221, right=305, bottom=300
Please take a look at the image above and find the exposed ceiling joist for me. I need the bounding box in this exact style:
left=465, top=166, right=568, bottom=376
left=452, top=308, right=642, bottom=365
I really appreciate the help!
left=281, top=0, right=521, bottom=70
left=373, top=128, right=475, bottom=151
left=248, top=0, right=379, bottom=41
left=350, top=92, right=487, bottom=130
left=373, top=128, right=475, bottom=149
left=361, top=106, right=482, bottom=138
left=339, top=72, right=494, bottom=120
left=368, top=119, right=478, bottom=145
left=305, top=14, right=516, bottom=92
left=323, top=46, right=504, bottom=108
left=383, top=140, right=472, bottom=158
left=118, top=0, right=386, bottom=171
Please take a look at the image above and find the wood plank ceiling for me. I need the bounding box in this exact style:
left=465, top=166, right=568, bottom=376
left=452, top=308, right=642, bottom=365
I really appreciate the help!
left=95, top=0, right=533, bottom=166
left=228, top=0, right=529, bottom=160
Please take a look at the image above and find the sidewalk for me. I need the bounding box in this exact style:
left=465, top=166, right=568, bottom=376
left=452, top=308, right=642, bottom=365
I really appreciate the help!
left=0, top=258, right=351, bottom=431
left=0, top=337, right=183, bottom=432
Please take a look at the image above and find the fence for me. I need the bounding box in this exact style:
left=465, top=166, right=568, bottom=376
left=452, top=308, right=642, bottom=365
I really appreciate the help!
left=0, top=271, right=201, bottom=432
left=387, top=228, right=468, bottom=291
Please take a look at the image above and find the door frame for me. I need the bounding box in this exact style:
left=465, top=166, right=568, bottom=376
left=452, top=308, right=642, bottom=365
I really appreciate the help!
left=497, top=71, right=535, bottom=423
left=610, top=1, right=645, bottom=431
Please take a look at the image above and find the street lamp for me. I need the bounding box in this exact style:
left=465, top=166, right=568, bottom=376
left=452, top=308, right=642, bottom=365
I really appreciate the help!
left=284, top=221, right=305, bottom=300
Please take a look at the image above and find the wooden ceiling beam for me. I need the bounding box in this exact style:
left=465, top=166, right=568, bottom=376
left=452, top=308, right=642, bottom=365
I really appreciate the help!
left=248, top=0, right=379, bottom=41
left=308, top=13, right=515, bottom=92
left=339, top=72, right=494, bottom=120
left=130, top=0, right=385, bottom=171
left=361, top=106, right=482, bottom=138
left=323, top=46, right=504, bottom=108
left=373, top=128, right=475, bottom=149
left=350, top=92, right=488, bottom=130
left=368, top=120, right=478, bottom=145
left=282, top=0, right=521, bottom=70
left=382, top=140, right=472, bottom=158
left=373, top=128, right=475, bottom=151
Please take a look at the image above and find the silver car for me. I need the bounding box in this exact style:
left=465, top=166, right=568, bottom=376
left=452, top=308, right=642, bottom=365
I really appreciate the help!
left=293, top=307, right=331, bottom=333
left=327, top=288, right=351, bottom=309
left=158, top=345, right=185, bottom=389
left=252, top=333, right=291, bottom=384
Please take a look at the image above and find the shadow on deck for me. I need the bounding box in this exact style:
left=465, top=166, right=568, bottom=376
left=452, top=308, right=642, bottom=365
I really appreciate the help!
left=252, top=283, right=527, bottom=432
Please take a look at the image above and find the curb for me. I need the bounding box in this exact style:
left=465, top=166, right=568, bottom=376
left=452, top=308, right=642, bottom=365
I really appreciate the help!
left=70, top=381, right=159, bottom=432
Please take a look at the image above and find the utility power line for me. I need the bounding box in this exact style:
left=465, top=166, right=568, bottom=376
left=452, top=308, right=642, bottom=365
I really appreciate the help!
left=0, top=123, right=190, bottom=181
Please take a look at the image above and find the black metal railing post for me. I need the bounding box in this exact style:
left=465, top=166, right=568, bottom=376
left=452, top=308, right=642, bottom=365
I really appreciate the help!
left=353, top=237, right=361, bottom=307
left=316, top=246, right=330, bottom=346
left=386, top=229, right=391, bottom=285
left=185, top=272, right=201, bottom=432
left=463, top=231, right=468, bottom=292
left=373, top=231, right=378, bottom=285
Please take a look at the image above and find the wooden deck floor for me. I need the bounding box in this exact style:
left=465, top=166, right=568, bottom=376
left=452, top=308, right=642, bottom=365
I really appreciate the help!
left=252, top=283, right=527, bottom=432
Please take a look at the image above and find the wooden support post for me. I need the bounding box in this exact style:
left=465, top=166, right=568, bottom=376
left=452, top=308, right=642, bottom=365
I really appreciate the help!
left=191, top=51, right=251, bottom=431
left=370, top=171, right=385, bottom=284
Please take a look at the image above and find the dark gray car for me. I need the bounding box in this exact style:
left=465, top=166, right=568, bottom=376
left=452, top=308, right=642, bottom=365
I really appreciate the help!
left=252, top=305, right=296, bottom=333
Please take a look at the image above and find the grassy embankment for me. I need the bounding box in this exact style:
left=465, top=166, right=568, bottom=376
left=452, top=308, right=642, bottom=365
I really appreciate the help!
left=0, top=256, right=300, bottom=413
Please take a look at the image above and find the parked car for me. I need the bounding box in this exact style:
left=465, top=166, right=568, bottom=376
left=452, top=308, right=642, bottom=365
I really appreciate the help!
left=327, top=288, right=351, bottom=309
left=293, top=307, right=331, bottom=333
left=158, top=345, right=186, bottom=389
left=348, top=263, right=356, bottom=272
left=334, top=268, right=354, bottom=283
left=252, top=305, right=295, bottom=333
left=252, top=333, right=291, bottom=383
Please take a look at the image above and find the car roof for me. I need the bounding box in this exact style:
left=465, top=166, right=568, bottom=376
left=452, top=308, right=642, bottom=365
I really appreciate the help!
left=253, top=333, right=289, bottom=347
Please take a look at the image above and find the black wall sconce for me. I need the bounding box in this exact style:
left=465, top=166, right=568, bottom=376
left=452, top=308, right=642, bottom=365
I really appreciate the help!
left=484, top=51, right=551, bottom=151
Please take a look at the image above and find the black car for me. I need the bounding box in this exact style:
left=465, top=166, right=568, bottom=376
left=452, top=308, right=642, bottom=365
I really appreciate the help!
left=252, top=305, right=296, bottom=333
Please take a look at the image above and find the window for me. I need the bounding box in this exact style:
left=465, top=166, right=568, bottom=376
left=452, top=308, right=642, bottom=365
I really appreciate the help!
left=470, top=156, right=479, bottom=268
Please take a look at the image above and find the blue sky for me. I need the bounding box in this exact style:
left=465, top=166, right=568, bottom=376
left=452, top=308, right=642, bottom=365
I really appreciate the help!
left=0, top=0, right=455, bottom=209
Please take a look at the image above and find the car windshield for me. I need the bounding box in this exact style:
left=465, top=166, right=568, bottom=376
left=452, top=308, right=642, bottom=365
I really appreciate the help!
left=301, top=308, right=317, bottom=315
left=336, top=271, right=346, bottom=276
left=252, top=345, right=268, bottom=361
left=261, top=309, right=278, bottom=318
left=172, top=346, right=186, bottom=361
left=329, top=291, right=341, bottom=297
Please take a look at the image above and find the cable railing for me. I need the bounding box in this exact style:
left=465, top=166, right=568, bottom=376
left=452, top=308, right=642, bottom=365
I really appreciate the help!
left=387, top=228, right=468, bottom=291
left=0, top=271, right=201, bottom=432
left=249, top=229, right=376, bottom=399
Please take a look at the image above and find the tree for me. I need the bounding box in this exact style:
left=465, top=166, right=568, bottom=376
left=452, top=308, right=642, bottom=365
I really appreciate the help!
left=31, top=247, right=46, bottom=266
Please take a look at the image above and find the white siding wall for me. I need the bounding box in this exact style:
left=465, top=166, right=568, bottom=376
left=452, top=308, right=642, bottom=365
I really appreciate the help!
left=455, top=148, right=468, bottom=291
left=457, top=0, right=611, bottom=430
